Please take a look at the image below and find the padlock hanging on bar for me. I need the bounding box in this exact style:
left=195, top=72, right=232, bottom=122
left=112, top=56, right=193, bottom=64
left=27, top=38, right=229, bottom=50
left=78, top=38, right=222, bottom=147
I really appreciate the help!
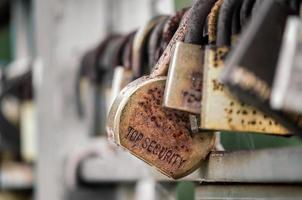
left=94, top=35, right=125, bottom=136
left=107, top=0, right=217, bottom=179
left=200, top=0, right=289, bottom=135
left=163, top=0, right=217, bottom=115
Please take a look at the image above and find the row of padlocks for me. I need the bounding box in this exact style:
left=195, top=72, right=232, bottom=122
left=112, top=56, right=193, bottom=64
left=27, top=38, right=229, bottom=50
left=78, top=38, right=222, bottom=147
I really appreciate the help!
left=77, top=0, right=302, bottom=179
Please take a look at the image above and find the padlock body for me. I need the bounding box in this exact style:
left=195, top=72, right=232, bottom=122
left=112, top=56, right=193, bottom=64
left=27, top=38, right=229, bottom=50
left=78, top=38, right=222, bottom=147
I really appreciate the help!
left=107, top=76, right=215, bottom=179
left=164, top=42, right=204, bottom=115
left=200, top=47, right=289, bottom=135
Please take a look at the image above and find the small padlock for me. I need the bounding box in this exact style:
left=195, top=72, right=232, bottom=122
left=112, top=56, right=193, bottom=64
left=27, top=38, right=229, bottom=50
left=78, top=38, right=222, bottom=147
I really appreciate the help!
left=109, top=32, right=136, bottom=107
left=108, top=1, right=216, bottom=179
left=163, top=0, right=217, bottom=115
left=75, top=35, right=120, bottom=137
left=148, top=16, right=170, bottom=69
left=94, top=35, right=125, bottom=136
left=200, top=0, right=289, bottom=135
left=75, top=49, right=96, bottom=118
left=132, top=16, right=168, bottom=79
left=271, top=17, right=302, bottom=115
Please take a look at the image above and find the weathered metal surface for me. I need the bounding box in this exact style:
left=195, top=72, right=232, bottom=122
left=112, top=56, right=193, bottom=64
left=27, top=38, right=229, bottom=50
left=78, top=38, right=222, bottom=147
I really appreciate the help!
left=196, top=184, right=302, bottom=200
left=164, top=42, right=203, bottom=114
left=107, top=76, right=215, bottom=179
left=200, top=47, right=289, bottom=135
left=200, top=146, right=302, bottom=183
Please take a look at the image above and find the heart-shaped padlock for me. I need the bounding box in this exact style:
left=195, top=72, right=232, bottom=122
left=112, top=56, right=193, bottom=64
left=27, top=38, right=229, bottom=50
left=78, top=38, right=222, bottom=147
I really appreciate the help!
left=107, top=0, right=217, bottom=179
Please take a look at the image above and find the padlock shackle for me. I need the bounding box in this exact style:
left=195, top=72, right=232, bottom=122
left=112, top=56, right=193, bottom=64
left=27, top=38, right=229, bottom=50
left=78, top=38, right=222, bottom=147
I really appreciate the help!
left=94, top=35, right=121, bottom=81
left=100, top=36, right=124, bottom=73
left=122, top=32, right=136, bottom=71
left=112, top=30, right=136, bottom=69
left=151, top=10, right=190, bottom=77
left=184, top=0, right=217, bottom=45
left=240, top=0, right=256, bottom=28
left=208, top=0, right=224, bottom=44
left=148, top=16, right=170, bottom=70
left=132, top=16, right=166, bottom=78
left=217, top=0, right=243, bottom=47
left=231, top=0, right=243, bottom=37
left=75, top=35, right=119, bottom=119
left=162, top=8, right=188, bottom=47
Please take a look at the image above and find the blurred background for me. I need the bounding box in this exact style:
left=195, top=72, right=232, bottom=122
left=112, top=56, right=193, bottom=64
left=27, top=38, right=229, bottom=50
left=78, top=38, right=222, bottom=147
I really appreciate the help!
left=0, top=0, right=302, bottom=200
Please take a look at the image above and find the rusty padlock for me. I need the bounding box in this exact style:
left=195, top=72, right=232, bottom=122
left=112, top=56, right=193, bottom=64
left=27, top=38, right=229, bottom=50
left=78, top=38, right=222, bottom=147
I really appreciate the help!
left=107, top=1, right=216, bottom=179
left=163, top=0, right=217, bottom=115
left=200, top=0, right=289, bottom=135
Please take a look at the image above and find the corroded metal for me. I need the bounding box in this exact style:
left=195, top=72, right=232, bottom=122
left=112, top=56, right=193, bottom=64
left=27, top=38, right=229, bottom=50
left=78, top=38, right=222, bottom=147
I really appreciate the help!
left=150, top=11, right=189, bottom=77
left=107, top=76, right=215, bottom=179
left=200, top=47, right=289, bottom=135
left=164, top=42, right=203, bottom=114
left=107, top=4, right=218, bottom=179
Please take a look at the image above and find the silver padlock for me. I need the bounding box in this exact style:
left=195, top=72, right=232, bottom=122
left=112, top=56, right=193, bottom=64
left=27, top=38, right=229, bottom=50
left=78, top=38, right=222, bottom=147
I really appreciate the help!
left=164, top=0, right=217, bottom=115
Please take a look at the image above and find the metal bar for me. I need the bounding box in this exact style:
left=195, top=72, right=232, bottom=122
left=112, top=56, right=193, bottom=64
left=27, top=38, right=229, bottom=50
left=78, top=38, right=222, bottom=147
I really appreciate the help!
left=199, top=146, right=302, bottom=183
left=195, top=184, right=302, bottom=200
left=79, top=139, right=200, bottom=183
left=80, top=144, right=302, bottom=183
